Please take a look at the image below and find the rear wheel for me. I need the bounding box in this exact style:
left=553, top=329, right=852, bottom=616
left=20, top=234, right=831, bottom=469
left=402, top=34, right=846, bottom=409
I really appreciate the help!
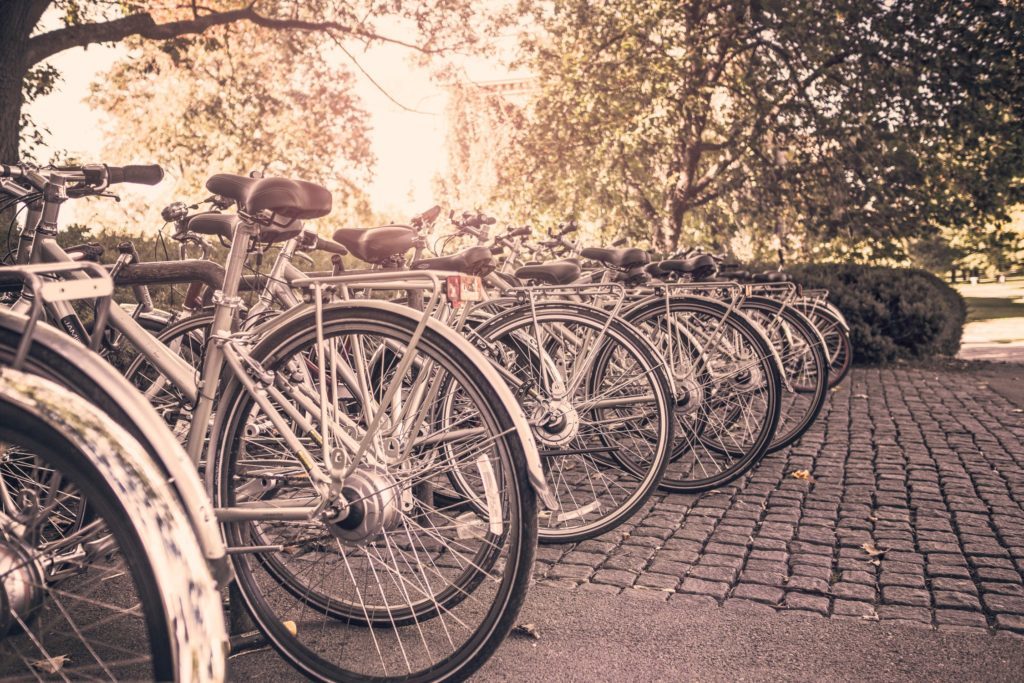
left=212, top=305, right=537, bottom=682
left=626, top=296, right=782, bottom=493
left=469, top=303, right=674, bottom=543
left=738, top=298, right=829, bottom=452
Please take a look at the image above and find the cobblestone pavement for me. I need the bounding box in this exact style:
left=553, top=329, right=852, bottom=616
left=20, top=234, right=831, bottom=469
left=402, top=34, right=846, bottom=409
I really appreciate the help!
left=533, top=364, right=1024, bottom=634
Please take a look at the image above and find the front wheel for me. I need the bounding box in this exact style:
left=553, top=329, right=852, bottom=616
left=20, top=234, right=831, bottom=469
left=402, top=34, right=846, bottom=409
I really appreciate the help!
left=0, top=368, right=226, bottom=681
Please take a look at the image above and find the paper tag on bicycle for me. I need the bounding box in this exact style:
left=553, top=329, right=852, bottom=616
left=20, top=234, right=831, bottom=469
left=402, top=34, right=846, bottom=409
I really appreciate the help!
left=476, top=455, right=504, bottom=535
left=446, top=275, right=484, bottom=307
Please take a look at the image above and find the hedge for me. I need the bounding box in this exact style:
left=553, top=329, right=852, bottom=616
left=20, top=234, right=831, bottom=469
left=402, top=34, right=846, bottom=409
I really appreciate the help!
left=786, top=264, right=967, bottom=364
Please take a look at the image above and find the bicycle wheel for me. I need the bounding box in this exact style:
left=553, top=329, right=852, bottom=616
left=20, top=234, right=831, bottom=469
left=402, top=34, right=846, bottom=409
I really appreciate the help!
left=738, top=297, right=829, bottom=452
left=212, top=302, right=537, bottom=682
left=795, top=302, right=852, bottom=387
left=468, top=302, right=674, bottom=543
left=626, top=295, right=782, bottom=492
left=123, top=313, right=211, bottom=440
left=0, top=368, right=226, bottom=681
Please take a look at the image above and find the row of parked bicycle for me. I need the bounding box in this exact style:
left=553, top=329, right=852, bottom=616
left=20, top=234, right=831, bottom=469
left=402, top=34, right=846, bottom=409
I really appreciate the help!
left=0, top=162, right=851, bottom=681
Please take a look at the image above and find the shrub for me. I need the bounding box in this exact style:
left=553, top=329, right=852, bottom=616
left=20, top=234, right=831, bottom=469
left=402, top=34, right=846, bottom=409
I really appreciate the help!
left=787, top=264, right=967, bottom=363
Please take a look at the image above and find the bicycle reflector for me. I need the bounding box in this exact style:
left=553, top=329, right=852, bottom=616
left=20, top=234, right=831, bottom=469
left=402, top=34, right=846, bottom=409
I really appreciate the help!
left=446, top=275, right=484, bottom=306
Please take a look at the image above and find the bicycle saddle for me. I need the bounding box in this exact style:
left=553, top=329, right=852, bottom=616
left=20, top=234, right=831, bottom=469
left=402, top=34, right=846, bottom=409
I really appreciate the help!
left=205, top=174, right=332, bottom=220
left=658, top=254, right=717, bottom=278
left=753, top=271, right=791, bottom=283
left=580, top=247, right=650, bottom=269
left=187, top=212, right=237, bottom=240
left=645, top=261, right=672, bottom=279
left=332, top=225, right=416, bottom=264
left=514, top=259, right=581, bottom=285
left=412, top=246, right=494, bottom=276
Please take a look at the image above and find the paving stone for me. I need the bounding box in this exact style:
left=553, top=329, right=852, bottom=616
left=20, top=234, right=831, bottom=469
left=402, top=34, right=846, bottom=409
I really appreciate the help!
left=591, top=569, right=637, bottom=588
left=578, top=581, right=622, bottom=595
left=603, top=554, right=649, bottom=573
left=739, top=570, right=787, bottom=587
left=994, top=614, right=1024, bottom=633
left=930, top=578, right=978, bottom=594
left=976, top=567, right=1022, bottom=583
left=547, top=564, right=594, bottom=582
left=645, top=559, right=690, bottom=577
left=879, top=572, right=926, bottom=589
left=539, top=366, right=1024, bottom=635
left=876, top=604, right=933, bottom=624
left=832, top=599, right=876, bottom=617
left=784, top=575, right=830, bottom=594
left=731, top=584, right=784, bottom=605
left=881, top=586, right=931, bottom=607
left=935, top=609, right=989, bottom=629
left=688, top=564, right=740, bottom=583
left=983, top=594, right=1024, bottom=614
left=560, top=551, right=607, bottom=567
left=784, top=592, right=830, bottom=615
left=635, top=572, right=680, bottom=591
left=831, top=582, right=876, bottom=601
left=678, top=578, right=731, bottom=600
left=840, top=570, right=876, bottom=585
left=981, top=582, right=1024, bottom=597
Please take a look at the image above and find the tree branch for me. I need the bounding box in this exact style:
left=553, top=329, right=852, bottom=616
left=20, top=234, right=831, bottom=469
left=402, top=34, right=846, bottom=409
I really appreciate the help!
left=26, top=4, right=441, bottom=67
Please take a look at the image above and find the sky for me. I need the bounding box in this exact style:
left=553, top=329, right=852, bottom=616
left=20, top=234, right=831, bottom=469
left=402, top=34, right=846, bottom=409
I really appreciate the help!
left=26, top=10, right=524, bottom=224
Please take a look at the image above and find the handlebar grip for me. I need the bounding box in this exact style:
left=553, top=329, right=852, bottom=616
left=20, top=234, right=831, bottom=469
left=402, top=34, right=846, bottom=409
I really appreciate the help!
left=562, top=224, right=578, bottom=235
left=483, top=216, right=497, bottom=225
left=419, top=205, right=442, bottom=223
left=107, top=164, right=164, bottom=186
left=612, top=237, right=628, bottom=247
left=490, top=245, right=505, bottom=255
left=510, top=227, right=532, bottom=237
left=316, top=237, right=348, bottom=256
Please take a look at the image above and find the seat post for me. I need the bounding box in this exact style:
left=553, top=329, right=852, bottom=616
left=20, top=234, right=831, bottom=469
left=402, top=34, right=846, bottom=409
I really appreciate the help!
left=208, top=218, right=256, bottom=337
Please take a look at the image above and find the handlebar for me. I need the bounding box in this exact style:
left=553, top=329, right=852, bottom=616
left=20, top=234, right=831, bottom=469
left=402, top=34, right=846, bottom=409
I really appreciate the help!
left=1, top=162, right=165, bottom=189
left=313, top=236, right=348, bottom=256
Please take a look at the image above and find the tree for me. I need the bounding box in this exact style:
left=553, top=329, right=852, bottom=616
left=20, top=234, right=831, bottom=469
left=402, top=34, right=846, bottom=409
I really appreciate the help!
left=86, top=24, right=375, bottom=231
left=1, top=0, right=491, bottom=165
left=486, top=0, right=1024, bottom=259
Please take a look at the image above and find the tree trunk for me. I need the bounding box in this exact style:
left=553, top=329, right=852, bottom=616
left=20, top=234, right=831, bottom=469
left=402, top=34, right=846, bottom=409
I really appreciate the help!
left=0, top=3, right=36, bottom=164
left=0, top=3, right=38, bottom=256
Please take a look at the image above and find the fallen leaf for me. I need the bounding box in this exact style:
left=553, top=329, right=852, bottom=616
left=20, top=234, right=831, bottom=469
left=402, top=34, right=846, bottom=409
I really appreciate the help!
left=31, top=655, right=69, bottom=674
left=1012, top=408, right=1023, bottom=414
left=790, top=470, right=811, bottom=480
left=852, top=393, right=868, bottom=399
left=861, top=542, right=887, bottom=558
left=861, top=612, right=880, bottom=622
left=513, top=623, right=541, bottom=640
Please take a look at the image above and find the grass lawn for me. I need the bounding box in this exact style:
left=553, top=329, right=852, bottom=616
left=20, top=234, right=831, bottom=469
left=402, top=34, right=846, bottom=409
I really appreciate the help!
left=954, top=277, right=1024, bottom=359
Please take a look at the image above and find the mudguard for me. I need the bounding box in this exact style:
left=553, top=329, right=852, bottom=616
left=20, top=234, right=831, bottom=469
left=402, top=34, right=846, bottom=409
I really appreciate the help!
left=0, top=367, right=228, bottom=682
left=218, top=298, right=557, bottom=510
left=0, top=310, right=231, bottom=585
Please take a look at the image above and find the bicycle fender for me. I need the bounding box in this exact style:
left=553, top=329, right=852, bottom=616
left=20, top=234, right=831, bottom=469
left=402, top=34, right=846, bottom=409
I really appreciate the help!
left=244, top=299, right=558, bottom=511
left=0, top=368, right=228, bottom=682
left=0, top=311, right=232, bottom=585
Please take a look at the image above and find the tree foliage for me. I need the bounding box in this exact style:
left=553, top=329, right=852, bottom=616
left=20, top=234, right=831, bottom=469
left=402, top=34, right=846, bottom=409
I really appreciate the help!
left=465, top=0, right=1024, bottom=263
left=87, top=23, right=375, bottom=229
